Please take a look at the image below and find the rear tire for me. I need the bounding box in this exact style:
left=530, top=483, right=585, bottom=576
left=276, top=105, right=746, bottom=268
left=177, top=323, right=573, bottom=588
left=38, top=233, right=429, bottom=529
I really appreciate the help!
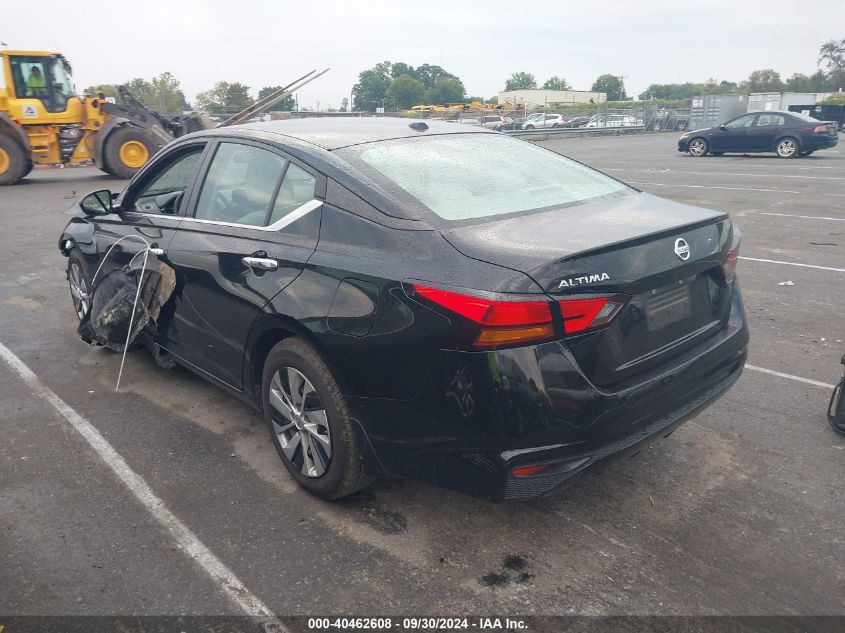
left=102, top=126, right=157, bottom=179
left=0, top=134, right=28, bottom=186
left=688, top=137, right=708, bottom=157
left=262, top=338, right=373, bottom=500
left=776, top=136, right=799, bottom=159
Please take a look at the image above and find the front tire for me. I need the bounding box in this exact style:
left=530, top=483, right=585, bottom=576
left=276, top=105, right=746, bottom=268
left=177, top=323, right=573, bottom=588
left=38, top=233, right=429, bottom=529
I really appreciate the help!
left=776, top=137, right=799, bottom=159
left=66, top=249, right=91, bottom=321
left=102, top=126, right=158, bottom=179
left=262, top=338, right=373, bottom=499
left=688, top=137, right=709, bottom=157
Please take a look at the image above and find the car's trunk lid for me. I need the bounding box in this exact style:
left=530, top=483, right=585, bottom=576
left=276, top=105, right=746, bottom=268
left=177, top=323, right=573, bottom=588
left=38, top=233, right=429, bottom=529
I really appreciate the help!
left=441, top=191, right=734, bottom=388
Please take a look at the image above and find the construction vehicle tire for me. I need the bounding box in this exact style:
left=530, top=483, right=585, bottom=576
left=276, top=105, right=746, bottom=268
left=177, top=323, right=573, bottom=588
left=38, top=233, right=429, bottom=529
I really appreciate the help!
left=0, top=134, right=28, bottom=186
left=102, top=126, right=157, bottom=179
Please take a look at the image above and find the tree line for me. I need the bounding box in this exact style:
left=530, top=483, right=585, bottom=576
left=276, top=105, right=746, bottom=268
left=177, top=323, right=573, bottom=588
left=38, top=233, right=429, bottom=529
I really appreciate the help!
left=86, top=75, right=295, bottom=116
left=88, top=38, right=843, bottom=116
left=351, top=61, right=468, bottom=110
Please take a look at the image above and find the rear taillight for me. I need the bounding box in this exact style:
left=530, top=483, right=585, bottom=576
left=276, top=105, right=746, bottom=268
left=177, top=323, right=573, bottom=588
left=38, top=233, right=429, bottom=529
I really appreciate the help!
left=412, top=284, right=627, bottom=349
left=559, top=297, right=625, bottom=334
left=813, top=125, right=828, bottom=134
left=721, top=234, right=741, bottom=281
left=412, top=284, right=555, bottom=349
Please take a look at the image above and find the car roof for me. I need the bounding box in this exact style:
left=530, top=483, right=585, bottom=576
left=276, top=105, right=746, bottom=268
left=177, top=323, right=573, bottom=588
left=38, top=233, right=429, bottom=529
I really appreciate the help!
left=228, top=117, right=496, bottom=151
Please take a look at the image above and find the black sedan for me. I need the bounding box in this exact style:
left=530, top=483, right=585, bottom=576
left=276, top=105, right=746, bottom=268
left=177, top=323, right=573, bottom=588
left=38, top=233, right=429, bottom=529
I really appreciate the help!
left=678, top=110, right=838, bottom=158
left=60, top=119, right=748, bottom=501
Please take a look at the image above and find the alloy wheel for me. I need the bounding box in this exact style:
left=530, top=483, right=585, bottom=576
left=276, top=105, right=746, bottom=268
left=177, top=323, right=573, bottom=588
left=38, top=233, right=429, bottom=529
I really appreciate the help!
left=688, top=138, right=707, bottom=156
left=269, top=367, right=332, bottom=477
left=777, top=138, right=797, bottom=158
left=68, top=261, right=89, bottom=320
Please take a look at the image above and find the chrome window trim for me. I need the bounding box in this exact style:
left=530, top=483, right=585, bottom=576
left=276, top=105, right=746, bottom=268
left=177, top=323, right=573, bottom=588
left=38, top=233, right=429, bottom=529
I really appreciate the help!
left=179, top=198, right=323, bottom=232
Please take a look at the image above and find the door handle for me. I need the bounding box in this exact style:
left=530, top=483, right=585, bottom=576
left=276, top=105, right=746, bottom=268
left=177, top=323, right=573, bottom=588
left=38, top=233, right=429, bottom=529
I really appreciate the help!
left=241, top=256, right=278, bottom=271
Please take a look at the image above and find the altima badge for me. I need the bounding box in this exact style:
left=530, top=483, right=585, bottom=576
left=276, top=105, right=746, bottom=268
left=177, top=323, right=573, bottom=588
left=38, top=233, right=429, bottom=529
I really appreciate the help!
left=558, top=272, right=610, bottom=288
left=674, top=238, right=691, bottom=261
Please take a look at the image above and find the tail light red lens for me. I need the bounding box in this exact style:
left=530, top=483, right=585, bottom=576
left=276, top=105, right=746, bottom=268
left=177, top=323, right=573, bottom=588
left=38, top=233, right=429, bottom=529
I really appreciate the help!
left=412, top=284, right=555, bottom=349
left=721, top=236, right=741, bottom=281
left=813, top=125, right=829, bottom=134
left=560, top=297, right=625, bottom=334
left=512, top=464, right=550, bottom=477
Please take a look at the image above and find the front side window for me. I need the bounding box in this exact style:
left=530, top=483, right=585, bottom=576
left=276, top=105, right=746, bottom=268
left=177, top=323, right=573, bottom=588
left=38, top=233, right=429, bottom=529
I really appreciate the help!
left=725, top=114, right=757, bottom=129
left=131, top=146, right=205, bottom=214
left=341, top=134, right=629, bottom=221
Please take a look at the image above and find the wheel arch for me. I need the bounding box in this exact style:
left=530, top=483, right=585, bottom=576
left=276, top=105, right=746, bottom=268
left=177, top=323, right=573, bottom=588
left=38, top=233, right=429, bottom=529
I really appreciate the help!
left=243, top=313, right=351, bottom=410
left=0, top=114, right=30, bottom=152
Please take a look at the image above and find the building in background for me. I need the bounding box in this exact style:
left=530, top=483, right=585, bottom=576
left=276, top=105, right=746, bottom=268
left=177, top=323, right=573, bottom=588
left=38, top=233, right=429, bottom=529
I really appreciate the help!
left=497, top=89, right=606, bottom=108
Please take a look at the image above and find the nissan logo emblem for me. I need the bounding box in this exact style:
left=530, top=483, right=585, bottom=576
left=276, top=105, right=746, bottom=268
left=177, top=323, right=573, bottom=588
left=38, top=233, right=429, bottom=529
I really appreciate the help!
left=674, top=238, right=690, bottom=261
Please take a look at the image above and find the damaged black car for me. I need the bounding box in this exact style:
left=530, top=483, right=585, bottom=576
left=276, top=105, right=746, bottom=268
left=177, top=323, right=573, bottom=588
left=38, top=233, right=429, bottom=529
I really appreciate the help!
left=60, top=118, right=748, bottom=501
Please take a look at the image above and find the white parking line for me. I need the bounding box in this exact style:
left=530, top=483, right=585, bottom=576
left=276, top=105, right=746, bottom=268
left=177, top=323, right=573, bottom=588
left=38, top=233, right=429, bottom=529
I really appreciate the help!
left=745, top=364, right=836, bottom=390
left=628, top=181, right=799, bottom=194
left=614, top=168, right=845, bottom=181
left=760, top=212, right=845, bottom=222
left=0, top=341, right=287, bottom=632
left=738, top=256, right=845, bottom=273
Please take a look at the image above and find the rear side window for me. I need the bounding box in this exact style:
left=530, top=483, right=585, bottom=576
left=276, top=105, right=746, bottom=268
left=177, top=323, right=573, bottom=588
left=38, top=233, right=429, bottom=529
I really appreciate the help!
left=341, top=134, right=628, bottom=221
left=196, top=143, right=286, bottom=226
left=270, top=163, right=316, bottom=224
left=193, top=143, right=317, bottom=228
left=756, top=114, right=784, bottom=126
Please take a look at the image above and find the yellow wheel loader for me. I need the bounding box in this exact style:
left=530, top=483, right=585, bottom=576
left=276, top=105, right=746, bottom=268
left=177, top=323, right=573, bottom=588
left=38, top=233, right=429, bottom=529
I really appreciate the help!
left=0, top=50, right=216, bottom=185
left=0, top=51, right=327, bottom=186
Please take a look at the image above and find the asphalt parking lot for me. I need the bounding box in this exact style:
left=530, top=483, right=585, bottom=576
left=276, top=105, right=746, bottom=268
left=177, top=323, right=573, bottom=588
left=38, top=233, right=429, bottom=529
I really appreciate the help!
left=1, top=133, right=843, bottom=622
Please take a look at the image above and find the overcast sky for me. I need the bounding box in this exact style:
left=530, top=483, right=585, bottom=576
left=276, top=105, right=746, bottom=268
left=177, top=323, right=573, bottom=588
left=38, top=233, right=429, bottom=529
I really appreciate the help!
left=3, top=0, right=842, bottom=109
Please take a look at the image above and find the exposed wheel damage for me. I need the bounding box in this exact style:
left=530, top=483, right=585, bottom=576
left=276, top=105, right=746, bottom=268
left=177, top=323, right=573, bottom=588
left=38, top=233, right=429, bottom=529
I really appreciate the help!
left=77, top=253, right=175, bottom=353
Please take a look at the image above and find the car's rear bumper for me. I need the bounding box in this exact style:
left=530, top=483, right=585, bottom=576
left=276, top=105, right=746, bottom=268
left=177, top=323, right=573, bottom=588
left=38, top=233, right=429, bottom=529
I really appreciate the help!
left=349, top=286, right=748, bottom=500
left=806, top=135, right=839, bottom=151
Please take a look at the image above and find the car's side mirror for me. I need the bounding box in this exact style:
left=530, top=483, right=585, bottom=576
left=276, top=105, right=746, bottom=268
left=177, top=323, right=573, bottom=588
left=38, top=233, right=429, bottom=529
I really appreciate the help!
left=718, top=124, right=728, bottom=131
left=79, top=189, right=114, bottom=216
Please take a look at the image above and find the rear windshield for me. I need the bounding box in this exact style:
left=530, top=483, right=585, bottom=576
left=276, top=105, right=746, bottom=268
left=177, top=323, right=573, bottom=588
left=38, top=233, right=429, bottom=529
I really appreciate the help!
left=339, top=133, right=629, bottom=221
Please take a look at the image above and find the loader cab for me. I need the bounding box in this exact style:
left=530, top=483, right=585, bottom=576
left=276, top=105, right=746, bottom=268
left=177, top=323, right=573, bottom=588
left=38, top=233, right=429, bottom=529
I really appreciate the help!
left=3, top=52, right=76, bottom=114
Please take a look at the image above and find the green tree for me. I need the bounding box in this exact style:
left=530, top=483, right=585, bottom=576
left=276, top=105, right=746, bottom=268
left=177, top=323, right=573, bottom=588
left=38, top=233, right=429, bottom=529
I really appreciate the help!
left=591, top=74, right=626, bottom=100
left=352, top=68, right=392, bottom=111
left=414, top=64, right=459, bottom=90
left=504, top=72, right=537, bottom=91
left=427, top=77, right=466, bottom=104
left=122, top=74, right=190, bottom=114
left=741, top=69, right=784, bottom=93
left=85, top=84, right=120, bottom=99
left=258, top=85, right=295, bottom=111
left=391, top=62, right=415, bottom=79
left=385, top=74, right=426, bottom=109
left=818, top=38, right=845, bottom=90
left=196, top=81, right=254, bottom=114
left=542, top=76, right=571, bottom=90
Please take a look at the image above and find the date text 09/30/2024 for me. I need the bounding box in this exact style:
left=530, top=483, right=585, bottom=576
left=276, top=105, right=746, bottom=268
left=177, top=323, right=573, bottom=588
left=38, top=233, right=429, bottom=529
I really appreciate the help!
left=307, top=617, right=528, bottom=630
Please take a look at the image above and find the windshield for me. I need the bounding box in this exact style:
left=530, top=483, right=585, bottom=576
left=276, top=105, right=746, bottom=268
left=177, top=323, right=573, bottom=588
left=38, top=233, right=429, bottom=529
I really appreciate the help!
left=341, top=133, right=630, bottom=221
